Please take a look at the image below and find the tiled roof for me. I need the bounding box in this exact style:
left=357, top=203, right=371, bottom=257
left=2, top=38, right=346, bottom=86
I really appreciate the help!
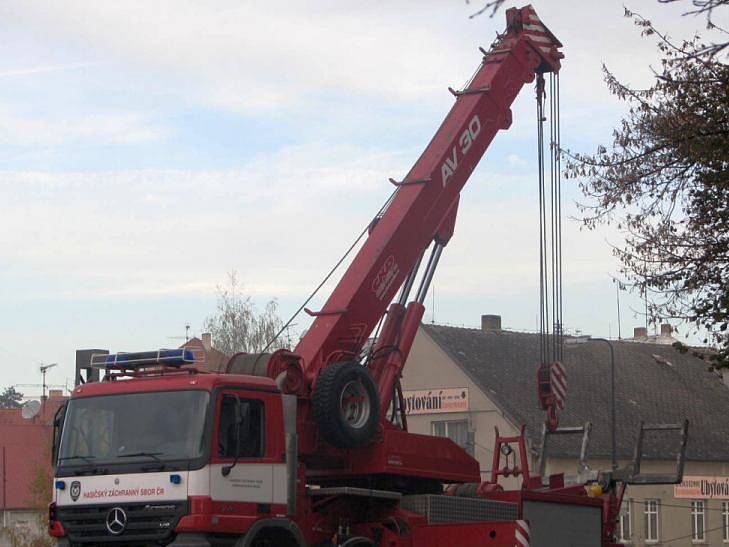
left=421, top=324, right=728, bottom=461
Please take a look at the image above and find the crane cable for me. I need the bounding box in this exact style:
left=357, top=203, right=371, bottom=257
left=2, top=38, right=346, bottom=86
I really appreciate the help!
left=259, top=188, right=398, bottom=356
left=536, top=71, right=563, bottom=367
left=550, top=72, right=564, bottom=361
left=536, top=74, right=550, bottom=366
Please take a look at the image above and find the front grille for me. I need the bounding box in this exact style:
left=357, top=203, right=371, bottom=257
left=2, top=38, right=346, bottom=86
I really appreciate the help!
left=57, top=500, right=187, bottom=545
left=401, top=494, right=518, bottom=524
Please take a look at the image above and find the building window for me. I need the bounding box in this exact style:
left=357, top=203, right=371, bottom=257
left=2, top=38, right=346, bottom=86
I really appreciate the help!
left=431, top=420, right=469, bottom=448
left=644, top=499, right=660, bottom=542
left=691, top=500, right=706, bottom=542
left=618, top=499, right=632, bottom=542
left=722, top=501, right=729, bottom=542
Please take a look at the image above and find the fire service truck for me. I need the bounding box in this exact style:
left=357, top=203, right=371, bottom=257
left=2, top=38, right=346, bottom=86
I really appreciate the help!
left=49, top=6, right=688, bottom=547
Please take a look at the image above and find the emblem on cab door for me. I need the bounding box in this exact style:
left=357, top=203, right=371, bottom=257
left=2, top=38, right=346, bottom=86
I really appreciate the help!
left=70, top=481, right=81, bottom=502
left=105, top=507, right=127, bottom=535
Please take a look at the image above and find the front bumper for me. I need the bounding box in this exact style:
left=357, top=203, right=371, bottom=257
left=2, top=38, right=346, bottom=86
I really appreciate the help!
left=55, top=500, right=188, bottom=545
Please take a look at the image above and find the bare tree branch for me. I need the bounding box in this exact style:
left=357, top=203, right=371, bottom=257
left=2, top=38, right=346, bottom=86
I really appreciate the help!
left=466, top=0, right=506, bottom=19
left=203, top=271, right=286, bottom=356
left=565, top=8, right=729, bottom=365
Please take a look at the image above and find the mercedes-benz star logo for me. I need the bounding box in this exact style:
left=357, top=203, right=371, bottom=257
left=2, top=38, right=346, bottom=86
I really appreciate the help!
left=105, top=507, right=127, bottom=536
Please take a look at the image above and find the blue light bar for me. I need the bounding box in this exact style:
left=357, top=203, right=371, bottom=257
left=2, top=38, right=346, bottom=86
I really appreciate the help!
left=91, top=349, right=195, bottom=369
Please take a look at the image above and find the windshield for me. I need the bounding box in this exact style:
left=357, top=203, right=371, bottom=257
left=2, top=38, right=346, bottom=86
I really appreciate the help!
left=58, top=390, right=210, bottom=469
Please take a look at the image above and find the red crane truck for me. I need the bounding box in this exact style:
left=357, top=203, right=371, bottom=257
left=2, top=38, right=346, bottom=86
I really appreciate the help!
left=48, top=6, right=688, bottom=546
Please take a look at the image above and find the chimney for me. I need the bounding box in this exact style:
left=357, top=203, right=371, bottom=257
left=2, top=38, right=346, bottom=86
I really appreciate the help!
left=48, top=389, right=63, bottom=399
left=201, top=332, right=212, bottom=351
left=633, top=327, right=648, bottom=340
left=481, top=315, right=502, bottom=333
left=660, top=323, right=673, bottom=337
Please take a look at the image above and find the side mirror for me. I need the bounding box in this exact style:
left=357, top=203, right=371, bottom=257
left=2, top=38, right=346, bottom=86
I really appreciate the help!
left=51, top=403, right=67, bottom=468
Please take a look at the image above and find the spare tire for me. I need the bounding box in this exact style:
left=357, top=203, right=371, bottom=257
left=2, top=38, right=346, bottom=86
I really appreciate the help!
left=312, top=362, right=380, bottom=448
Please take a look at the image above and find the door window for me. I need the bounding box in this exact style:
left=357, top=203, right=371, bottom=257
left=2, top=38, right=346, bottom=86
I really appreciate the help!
left=217, top=395, right=264, bottom=459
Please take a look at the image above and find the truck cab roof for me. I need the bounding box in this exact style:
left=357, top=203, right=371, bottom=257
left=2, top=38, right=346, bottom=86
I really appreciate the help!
left=70, top=371, right=279, bottom=398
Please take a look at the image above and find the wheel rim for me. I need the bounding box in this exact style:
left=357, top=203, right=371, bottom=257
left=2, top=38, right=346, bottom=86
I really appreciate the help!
left=339, top=379, right=370, bottom=429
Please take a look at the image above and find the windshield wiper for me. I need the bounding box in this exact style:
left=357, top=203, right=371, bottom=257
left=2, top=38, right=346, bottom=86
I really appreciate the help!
left=118, top=451, right=164, bottom=462
left=58, top=454, right=96, bottom=464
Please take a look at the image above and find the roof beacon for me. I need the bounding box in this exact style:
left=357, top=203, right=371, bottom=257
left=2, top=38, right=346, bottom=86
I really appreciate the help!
left=90, top=349, right=195, bottom=370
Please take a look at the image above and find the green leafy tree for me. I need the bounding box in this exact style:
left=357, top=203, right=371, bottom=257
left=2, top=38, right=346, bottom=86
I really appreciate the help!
left=0, top=386, right=23, bottom=408
left=565, top=3, right=728, bottom=364
left=203, top=271, right=285, bottom=357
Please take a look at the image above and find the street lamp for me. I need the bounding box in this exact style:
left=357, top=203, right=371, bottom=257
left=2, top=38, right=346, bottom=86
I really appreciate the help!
left=564, top=336, right=617, bottom=470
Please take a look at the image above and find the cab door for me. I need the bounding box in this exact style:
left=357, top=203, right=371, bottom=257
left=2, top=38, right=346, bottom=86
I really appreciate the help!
left=209, top=389, right=286, bottom=512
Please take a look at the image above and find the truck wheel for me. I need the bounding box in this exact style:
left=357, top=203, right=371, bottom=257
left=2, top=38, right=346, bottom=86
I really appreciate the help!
left=312, top=362, right=380, bottom=448
left=340, top=538, right=374, bottom=546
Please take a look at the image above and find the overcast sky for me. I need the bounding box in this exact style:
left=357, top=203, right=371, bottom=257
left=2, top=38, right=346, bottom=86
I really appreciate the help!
left=0, top=0, right=724, bottom=394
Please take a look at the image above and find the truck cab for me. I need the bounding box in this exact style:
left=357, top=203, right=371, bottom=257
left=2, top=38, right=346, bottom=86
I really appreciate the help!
left=50, top=351, right=298, bottom=546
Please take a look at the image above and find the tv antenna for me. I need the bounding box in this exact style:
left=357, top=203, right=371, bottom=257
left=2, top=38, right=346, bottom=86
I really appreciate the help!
left=167, top=324, right=192, bottom=342
left=40, top=363, right=58, bottom=402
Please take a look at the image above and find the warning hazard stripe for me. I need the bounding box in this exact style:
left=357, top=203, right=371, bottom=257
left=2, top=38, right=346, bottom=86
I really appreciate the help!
left=523, top=7, right=558, bottom=56
left=515, top=520, right=531, bottom=547
left=550, top=362, right=567, bottom=409
left=552, top=372, right=566, bottom=395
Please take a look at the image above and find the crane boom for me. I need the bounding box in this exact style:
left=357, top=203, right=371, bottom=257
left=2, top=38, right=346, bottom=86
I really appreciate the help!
left=295, top=5, right=563, bottom=379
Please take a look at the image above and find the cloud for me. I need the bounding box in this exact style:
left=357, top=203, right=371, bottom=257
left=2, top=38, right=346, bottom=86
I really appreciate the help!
left=506, top=153, right=527, bottom=167
left=0, top=106, right=168, bottom=146
left=0, top=1, right=466, bottom=114
left=0, top=62, right=96, bottom=78
left=0, top=0, right=709, bottom=121
left=0, top=141, right=411, bottom=301
left=0, top=139, right=621, bottom=312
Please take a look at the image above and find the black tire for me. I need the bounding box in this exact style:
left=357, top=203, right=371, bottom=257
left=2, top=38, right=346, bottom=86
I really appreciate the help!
left=249, top=530, right=299, bottom=547
left=234, top=520, right=306, bottom=547
left=341, top=538, right=374, bottom=547
left=312, top=362, right=380, bottom=448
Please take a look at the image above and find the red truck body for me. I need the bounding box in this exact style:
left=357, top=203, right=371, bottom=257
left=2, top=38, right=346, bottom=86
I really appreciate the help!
left=48, top=6, right=640, bottom=546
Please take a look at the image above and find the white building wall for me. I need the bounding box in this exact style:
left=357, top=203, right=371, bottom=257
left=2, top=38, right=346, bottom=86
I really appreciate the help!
left=0, top=509, right=47, bottom=547
left=401, top=328, right=526, bottom=489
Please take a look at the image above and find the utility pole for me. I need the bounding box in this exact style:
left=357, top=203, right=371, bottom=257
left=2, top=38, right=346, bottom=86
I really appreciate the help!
left=565, top=337, right=617, bottom=470
left=594, top=338, right=617, bottom=470
left=616, top=282, right=622, bottom=340
left=2, top=446, right=6, bottom=527
left=431, top=285, right=435, bottom=324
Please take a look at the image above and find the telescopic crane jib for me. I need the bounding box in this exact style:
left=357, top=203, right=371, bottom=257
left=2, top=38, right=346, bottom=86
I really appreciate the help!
left=244, top=5, right=564, bottom=452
